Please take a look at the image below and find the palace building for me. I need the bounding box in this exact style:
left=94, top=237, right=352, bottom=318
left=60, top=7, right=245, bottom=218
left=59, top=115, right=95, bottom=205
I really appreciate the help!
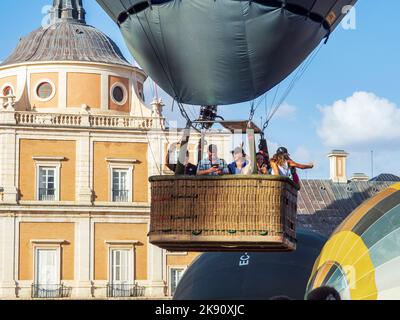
left=1, top=1, right=398, bottom=301
left=0, top=1, right=232, bottom=299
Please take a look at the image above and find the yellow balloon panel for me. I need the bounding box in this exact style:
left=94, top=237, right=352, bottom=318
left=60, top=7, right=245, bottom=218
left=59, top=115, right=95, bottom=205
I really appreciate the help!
left=313, top=231, right=377, bottom=300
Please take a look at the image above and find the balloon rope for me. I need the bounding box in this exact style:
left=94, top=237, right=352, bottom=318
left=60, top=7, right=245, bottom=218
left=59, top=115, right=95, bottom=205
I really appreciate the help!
left=263, top=43, right=323, bottom=131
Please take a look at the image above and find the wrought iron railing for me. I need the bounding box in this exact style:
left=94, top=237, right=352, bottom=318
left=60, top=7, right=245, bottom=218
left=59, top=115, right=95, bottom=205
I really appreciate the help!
left=106, top=283, right=146, bottom=298
left=31, top=284, right=72, bottom=299
left=112, top=190, right=129, bottom=202
left=39, top=188, right=56, bottom=201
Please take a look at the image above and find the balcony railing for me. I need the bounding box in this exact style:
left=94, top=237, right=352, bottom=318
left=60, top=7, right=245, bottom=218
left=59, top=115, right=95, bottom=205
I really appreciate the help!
left=39, top=188, right=56, bottom=201
left=106, top=283, right=146, bottom=298
left=112, top=190, right=129, bottom=202
left=31, top=284, right=72, bottom=299
left=13, top=112, right=163, bottom=130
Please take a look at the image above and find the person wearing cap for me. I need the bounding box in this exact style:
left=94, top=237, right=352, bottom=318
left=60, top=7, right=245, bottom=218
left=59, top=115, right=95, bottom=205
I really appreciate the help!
left=270, top=147, right=313, bottom=179
left=228, top=147, right=252, bottom=175
left=197, top=144, right=229, bottom=176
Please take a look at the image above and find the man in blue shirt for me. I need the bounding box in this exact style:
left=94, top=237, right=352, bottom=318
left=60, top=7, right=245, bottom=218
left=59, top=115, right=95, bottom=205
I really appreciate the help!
left=197, top=144, right=229, bottom=176
left=228, top=147, right=249, bottom=174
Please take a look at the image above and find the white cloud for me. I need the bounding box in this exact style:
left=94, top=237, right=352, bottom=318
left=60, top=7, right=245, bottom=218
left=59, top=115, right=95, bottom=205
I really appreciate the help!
left=317, top=91, right=400, bottom=148
left=273, top=102, right=297, bottom=119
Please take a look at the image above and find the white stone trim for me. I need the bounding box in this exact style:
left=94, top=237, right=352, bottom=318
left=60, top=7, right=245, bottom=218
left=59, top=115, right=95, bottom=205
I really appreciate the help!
left=106, top=158, right=139, bottom=164
left=30, top=239, right=67, bottom=244
left=0, top=204, right=150, bottom=213
left=32, top=156, right=65, bottom=161
left=14, top=218, right=19, bottom=283
left=0, top=61, right=141, bottom=75
left=0, top=215, right=17, bottom=298
left=33, top=78, right=56, bottom=102
left=166, top=251, right=188, bottom=256
left=105, top=240, right=140, bottom=245
left=110, top=82, right=128, bottom=106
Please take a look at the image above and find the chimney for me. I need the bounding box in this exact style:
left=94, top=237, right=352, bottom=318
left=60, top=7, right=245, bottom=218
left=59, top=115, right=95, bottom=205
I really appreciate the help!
left=350, top=173, right=370, bottom=182
left=328, top=150, right=349, bottom=183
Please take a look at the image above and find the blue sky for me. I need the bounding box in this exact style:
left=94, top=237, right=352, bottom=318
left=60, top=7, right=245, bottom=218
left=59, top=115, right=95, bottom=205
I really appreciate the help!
left=1, top=1, right=400, bottom=180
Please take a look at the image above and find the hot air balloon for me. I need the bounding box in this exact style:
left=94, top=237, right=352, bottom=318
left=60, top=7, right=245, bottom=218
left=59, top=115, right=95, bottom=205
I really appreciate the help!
left=306, top=183, right=400, bottom=300
left=96, top=0, right=358, bottom=252
left=173, top=229, right=327, bottom=300
left=96, top=0, right=357, bottom=106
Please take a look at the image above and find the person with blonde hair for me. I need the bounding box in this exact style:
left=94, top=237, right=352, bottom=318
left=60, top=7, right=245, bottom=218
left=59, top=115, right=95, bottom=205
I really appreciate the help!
left=270, top=147, right=313, bottom=181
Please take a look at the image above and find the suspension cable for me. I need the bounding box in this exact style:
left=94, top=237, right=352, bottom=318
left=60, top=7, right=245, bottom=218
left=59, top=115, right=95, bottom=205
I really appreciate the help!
left=262, top=43, right=323, bottom=132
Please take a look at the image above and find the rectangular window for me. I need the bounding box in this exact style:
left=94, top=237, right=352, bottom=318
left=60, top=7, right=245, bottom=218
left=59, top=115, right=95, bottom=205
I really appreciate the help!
left=111, top=249, right=132, bottom=284
left=33, top=247, right=65, bottom=298
left=112, top=169, right=129, bottom=202
left=38, top=167, right=56, bottom=201
left=170, top=268, right=185, bottom=296
left=35, top=248, right=59, bottom=287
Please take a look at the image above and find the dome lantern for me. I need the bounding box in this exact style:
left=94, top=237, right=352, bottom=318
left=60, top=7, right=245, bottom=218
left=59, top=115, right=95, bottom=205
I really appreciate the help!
left=51, top=0, right=86, bottom=24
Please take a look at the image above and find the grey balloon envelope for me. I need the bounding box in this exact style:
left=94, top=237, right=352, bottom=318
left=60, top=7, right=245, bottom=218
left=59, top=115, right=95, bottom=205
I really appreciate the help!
left=96, top=0, right=357, bottom=106
left=173, top=229, right=327, bottom=300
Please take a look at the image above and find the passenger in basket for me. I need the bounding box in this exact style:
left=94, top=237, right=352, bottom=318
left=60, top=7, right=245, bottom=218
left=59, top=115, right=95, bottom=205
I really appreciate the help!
left=197, top=144, right=229, bottom=176
left=165, top=143, right=197, bottom=175
left=256, top=152, right=271, bottom=175
left=228, top=147, right=252, bottom=175
left=258, top=138, right=272, bottom=173
left=270, top=147, right=313, bottom=184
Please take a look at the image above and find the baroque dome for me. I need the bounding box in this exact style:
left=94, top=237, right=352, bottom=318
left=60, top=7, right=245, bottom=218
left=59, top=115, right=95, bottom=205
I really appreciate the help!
left=1, top=0, right=131, bottom=68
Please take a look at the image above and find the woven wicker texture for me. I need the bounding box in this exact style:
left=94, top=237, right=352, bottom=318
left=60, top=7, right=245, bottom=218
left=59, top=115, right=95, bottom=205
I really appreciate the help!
left=149, top=175, right=298, bottom=252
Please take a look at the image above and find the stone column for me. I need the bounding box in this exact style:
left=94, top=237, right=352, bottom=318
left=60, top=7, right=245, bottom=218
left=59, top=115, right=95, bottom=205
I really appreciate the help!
left=0, top=214, right=17, bottom=298
left=76, top=132, right=93, bottom=204
left=147, top=243, right=166, bottom=298
left=146, top=132, right=166, bottom=297
left=0, top=128, right=18, bottom=204
left=73, top=215, right=92, bottom=298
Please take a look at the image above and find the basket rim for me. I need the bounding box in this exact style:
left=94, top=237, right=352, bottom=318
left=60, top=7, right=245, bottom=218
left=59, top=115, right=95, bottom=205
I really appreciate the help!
left=149, top=174, right=300, bottom=189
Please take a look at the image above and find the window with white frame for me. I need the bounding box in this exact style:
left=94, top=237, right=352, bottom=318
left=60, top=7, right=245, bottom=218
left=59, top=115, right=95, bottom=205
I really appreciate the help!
left=112, top=168, right=130, bottom=202
left=35, top=248, right=60, bottom=288
left=170, top=268, right=185, bottom=296
left=34, top=157, right=63, bottom=202
left=107, top=159, right=136, bottom=203
left=110, top=249, right=133, bottom=284
left=38, top=166, right=57, bottom=201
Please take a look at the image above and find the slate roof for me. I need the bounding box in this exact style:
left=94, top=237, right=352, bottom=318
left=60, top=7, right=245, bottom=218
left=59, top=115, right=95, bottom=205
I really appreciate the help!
left=297, top=179, right=395, bottom=236
left=370, top=174, right=400, bottom=182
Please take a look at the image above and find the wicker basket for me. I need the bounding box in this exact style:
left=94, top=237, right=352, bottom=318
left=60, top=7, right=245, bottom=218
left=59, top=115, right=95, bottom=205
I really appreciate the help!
left=149, top=175, right=299, bottom=252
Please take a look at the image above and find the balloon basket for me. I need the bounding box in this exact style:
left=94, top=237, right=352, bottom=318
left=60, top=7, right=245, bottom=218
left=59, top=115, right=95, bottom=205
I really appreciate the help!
left=149, top=175, right=298, bottom=252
